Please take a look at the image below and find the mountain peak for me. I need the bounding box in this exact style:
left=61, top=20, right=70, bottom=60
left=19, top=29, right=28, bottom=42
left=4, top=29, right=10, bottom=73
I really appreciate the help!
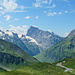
left=67, top=29, right=75, bottom=38
left=30, top=25, right=39, bottom=30
left=31, top=25, right=38, bottom=28
left=27, top=26, right=40, bottom=36
left=27, top=26, right=63, bottom=50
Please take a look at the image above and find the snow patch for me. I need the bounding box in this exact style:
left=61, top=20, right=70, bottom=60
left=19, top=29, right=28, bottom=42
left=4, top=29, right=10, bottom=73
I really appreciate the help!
left=25, top=36, right=39, bottom=45
left=2, top=38, right=5, bottom=40
left=0, top=32, right=3, bottom=36
left=4, top=30, right=13, bottom=36
left=18, top=34, right=22, bottom=38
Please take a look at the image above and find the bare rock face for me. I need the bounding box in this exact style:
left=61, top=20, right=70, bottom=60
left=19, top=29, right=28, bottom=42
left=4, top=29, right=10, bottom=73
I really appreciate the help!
left=67, top=29, right=75, bottom=38
left=20, top=35, right=40, bottom=56
left=27, top=26, right=63, bottom=51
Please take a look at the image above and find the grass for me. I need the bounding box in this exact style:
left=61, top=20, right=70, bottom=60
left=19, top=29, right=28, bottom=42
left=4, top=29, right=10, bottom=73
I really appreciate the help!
left=62, top=58, right=75, bottom=69
left=0, top=63, right=74, bottom=75
left=0, top=68, right=6, bottom=72
left=0, top=39, right=39, bottom=71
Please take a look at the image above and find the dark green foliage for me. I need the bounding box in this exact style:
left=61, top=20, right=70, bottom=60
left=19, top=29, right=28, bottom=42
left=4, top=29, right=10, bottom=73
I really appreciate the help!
left=0, top=52, right=24, bottom=64
left=0, top=68, right=6, bottom=72
left=0, top=39, right=39, bottom=71
left=62, top=58, right=75, bottom=69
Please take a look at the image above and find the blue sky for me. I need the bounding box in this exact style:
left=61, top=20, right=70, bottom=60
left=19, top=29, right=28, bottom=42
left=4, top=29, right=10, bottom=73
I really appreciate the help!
left=0, top=0, right=75, bottom=37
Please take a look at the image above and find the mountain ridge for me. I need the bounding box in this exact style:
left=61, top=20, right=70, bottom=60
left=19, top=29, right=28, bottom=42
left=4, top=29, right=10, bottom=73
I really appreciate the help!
left=27, top=26, right=63, bottom=51
left=0, top=29, right=40, bottom=56
left=34, top=29, right=75, bottom=63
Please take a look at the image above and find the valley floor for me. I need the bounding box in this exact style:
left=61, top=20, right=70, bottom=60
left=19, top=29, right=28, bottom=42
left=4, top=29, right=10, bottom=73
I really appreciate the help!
left=0, top=63, right=74, bottom=75
left=56, top=62, right=75, bottom=74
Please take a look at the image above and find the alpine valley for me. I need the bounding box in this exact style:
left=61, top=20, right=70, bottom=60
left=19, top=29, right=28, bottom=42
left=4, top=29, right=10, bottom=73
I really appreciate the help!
left=0, top=26, right=63, bottom=56
left=0, top=26, right=75, bottom=75
left=35, top=30, right=75, bottom=63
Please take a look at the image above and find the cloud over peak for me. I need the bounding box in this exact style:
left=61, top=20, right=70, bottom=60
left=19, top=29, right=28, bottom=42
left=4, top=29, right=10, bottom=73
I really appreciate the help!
left=9, top=25, right=28, bottom=36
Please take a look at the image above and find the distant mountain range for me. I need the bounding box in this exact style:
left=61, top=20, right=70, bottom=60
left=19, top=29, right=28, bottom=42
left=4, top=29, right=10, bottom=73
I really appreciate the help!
left=0, top=26, right=75, bottom=75
left=0, top=26, right=63, bottom=56
left=35, top=29, right=75, bottom=63
left=0, top=29, right=40, bottom=56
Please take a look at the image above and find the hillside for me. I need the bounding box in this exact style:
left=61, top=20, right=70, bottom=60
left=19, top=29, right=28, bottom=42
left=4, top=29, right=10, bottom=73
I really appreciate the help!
left=62, top=58, right=75, bottom=69
left=0, top=63, right=73, bottom=75
left=34, top=30, right=75, bottom=63
left=0, top=39, right=39, bottom=71
left=0, top=68, right=6, bottom=72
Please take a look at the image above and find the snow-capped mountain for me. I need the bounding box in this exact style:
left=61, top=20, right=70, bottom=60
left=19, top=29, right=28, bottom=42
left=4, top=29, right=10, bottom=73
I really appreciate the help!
left=27, top=26, right=63, bottom=50
left=20, top=35, right=41, bottom=56
left=0, top=26, right=63, bottom=56
left=0, top=29, right=40, bottom=56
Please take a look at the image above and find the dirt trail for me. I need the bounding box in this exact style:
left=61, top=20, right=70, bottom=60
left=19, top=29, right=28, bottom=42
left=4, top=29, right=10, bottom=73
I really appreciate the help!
left=56, top=62, right=75, bottom=74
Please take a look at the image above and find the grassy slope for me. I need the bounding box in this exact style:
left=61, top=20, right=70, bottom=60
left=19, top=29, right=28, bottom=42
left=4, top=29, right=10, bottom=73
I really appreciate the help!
left=0, top=68, right=6, bottom=72
left=0, top=39, right=39, bottom=71
left=0, top=63, right=73, bottom=75
left=0, top=39, right=39, bottom=63
left=61, top=58, right=75, bottom=69
left=34, top=36, right=75, bottom=63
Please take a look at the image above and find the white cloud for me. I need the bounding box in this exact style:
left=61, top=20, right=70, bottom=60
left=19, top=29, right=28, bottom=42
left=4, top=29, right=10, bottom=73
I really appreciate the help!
left=46, top=3, right=56, bottom=8
left=65, top=10, right=68, bottom=13
left=13, top=18, right=19, bottom=21
left=25, top=16, right=30, bottom=19
left=33, top=2, right=42, bottom=7
left=3, top=0, right=18, bottom=11
left=33, top=0, right=53, bottom=7
left=44, top=11, right=47, bottom=13
left=58, top=12, right=62, bottom=15
left=50, top=3, right=56, bottom=8
left=18, top=6, right=25, bottom=10
left=43, top=1, right=48, bottom=4
left=35, top=16, right=38, bottom=19
left=9, top=25, right=28, bottom=36
left=49, top=0, right=52, bottom=4
left=47, top=12, right=57, bottom=16
left=0, top=0, right=26, bottom=14
left=0, top=7, right=3, bottom=10
left=4, top=15, right=11, bottom=21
